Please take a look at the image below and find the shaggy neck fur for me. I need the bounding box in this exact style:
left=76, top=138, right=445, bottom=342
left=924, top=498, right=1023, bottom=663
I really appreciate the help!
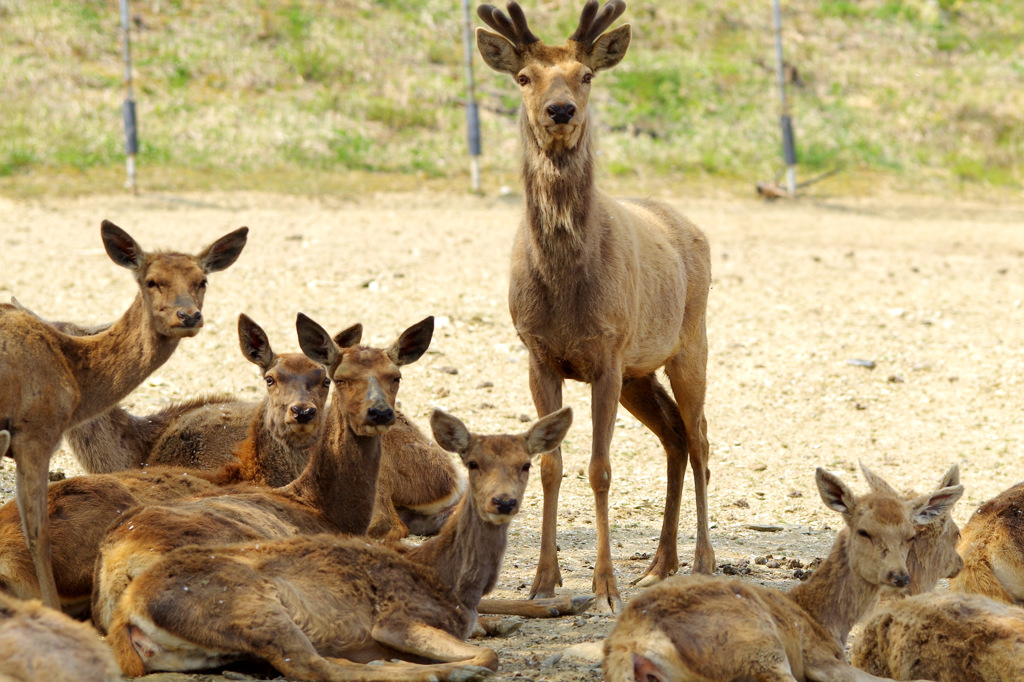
left=788, top=528, right=881, bottom=646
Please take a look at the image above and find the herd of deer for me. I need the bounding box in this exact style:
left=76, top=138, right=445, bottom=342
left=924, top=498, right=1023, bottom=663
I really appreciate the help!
left=1, top=2, right=1022, bottom=681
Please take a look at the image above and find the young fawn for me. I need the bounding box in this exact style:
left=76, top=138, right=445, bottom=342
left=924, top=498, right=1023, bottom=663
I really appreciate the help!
left=476, top=0, right=713, bottom=612
left=0, top=221, right=247, bottom=609
left=0, top=314, right=328, bottom=617
left=91, top=314, right=434, bottom=633
left=0, top=430, right=121, bottom=682
left=602, top=465, right=962, bottom=682
left=105, top=408, right=573, bottom=681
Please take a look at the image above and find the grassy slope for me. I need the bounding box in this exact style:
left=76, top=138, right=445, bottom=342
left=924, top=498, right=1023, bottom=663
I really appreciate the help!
left=0, top=0, right=1021, bottom=197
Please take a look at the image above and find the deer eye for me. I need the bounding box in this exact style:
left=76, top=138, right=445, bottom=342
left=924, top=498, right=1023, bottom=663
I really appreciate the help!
left=467, top=461, right=480, bottom=471
left=322, top=377, right=331, bottom=388
left=857, top=529, right=872, bottom=540
left=265, top=376, right=275, bottom=387
left=582, top=73, right=593, bottom=84
left=521, top=462, right=531, bottom=472
left=392, top=377, right=401, bottom=390
left=146, top=279, right=159, bottom=289
left=197, top=278, right=208, bottom=289
left=517, top=74, right=530, bottom=86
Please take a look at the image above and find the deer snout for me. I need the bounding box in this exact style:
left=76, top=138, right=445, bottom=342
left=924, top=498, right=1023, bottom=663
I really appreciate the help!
left=547, top=102, right=575, bottom=125
left=290, top=405, right=317, bottom=424
left=367, top=404, right=394, bottom=426
left=886, top=570, right=911, bottom=589
left=493, top=496, right=518, bottom=515
left=176, top=310, right=203, bottom=328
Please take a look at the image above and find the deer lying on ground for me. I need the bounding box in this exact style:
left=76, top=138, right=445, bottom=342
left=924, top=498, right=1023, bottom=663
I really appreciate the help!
left=851, top=592, right=1024, bottom=682
left=0, top=221, right=247, bottom=609
left=105, top=407, right=573, bottom=681
left=476, top=0, right=713, bottom=612
left=0, top=313, right=328, bottom=617
left=0, top=430, right=121, bottom=682
left=91, top=314, right=435, bottom=632
left=948, top=480, right=1024, bottom=605
left=602, top=464, right=962, bottom=682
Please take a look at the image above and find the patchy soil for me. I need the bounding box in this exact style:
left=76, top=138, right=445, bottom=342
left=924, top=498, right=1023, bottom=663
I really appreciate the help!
left=1, top=190, right=1023, bottom=681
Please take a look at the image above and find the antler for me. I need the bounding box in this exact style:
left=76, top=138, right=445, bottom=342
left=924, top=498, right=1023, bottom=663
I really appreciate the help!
left=568, top=0, right=627, bottom=47
left=477, top=1, right=539, bottom=48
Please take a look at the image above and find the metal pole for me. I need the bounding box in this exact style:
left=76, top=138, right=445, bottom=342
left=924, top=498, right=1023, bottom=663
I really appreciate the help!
left=461, top=0, right=482, bottom=193
left=120, top=0, right=138, bottom=195
left=772, top=0, right=796, bottom=197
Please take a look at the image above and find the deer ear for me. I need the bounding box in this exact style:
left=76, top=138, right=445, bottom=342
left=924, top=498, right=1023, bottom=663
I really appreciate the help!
left=430, top=409, right=472, bottom=455
left=296, top=313, right=341, bottom=371
left=332, top=323, right=363, bottom=349
left=388, top=316, right=434, bottom=366
left=859, top=462, right=898, bottom=497
left=524, top=407, right=573, bottom=456
left=477, top=28, right=521, bottom=74
left=816, top=468, right=858, bottom=517
left=938, top=463, right=960, bottom=489
left=238, top=314, right=274, bottom=373
left=198, top=227, right=248, bottom=273
left=588, top=24, right=630, bottom=71
left=101, top=220, right=145, bottom=271
left=910, top=485, right=964, bottom=525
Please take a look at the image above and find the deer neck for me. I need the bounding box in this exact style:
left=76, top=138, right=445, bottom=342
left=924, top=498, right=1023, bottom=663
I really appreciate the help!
left=787, top=529, right=881, bottom=646
left=64, top=406, right=160, bottom=473
left=520, top=112, right=597, bottom=264
left=63, top=294, right=181, bottom=425
left=406, top=496, right=509, bottom=615
left=281, top=405, right=381, bottom=536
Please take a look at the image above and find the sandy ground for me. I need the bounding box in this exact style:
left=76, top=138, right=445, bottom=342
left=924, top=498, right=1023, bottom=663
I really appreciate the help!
left=1, top=189, right=1024, bottom=681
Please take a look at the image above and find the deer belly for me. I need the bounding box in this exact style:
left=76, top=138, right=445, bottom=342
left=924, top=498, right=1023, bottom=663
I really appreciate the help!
left=129, top=620, right=241, bottom=673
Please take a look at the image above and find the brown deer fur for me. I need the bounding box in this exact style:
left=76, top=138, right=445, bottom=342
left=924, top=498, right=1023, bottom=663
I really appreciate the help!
left=851, top=592, right=1024, bottom=681
left=0, top=315, right=328, bottom=617
left=602, top=465, right=963, bottom=682
left=0, top=221, right=247, bottom=609
left=949, top=481, right=1024, bottom=605
left=104, top=408, right=572, bottom=681
left=476, top=0, right=712, bottom=611
left=91, top=314, right=434, bottom=633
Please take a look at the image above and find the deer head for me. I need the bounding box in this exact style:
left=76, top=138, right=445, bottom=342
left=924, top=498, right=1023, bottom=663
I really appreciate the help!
left=101, top=220, right=248, bottom=339
left=296, top=314, right=434, bottom=437
left=431, top=407, right=572, bottom=523
left=817, top=466, right=963, bottom=590
left=477, top=0, right=631, bottom=152
left=237, top=314, right=330, bottom=450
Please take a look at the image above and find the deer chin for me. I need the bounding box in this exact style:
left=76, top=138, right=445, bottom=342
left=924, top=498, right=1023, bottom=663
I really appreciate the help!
left=353, top=423, right=393, bottom=437
left=537, top=123, right=583, bottom=151
left=280, top=425, right=320, bottom=449
left=164, top=324, right=203, bottom=339
left=483, top=510, right=517, bottom=525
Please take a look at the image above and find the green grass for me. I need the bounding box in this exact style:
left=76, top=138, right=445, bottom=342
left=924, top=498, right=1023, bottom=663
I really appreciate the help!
left=0, top=0, right=1022, bottom=196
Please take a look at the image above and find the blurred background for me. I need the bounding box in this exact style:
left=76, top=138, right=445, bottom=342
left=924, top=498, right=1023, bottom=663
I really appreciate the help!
left=1, top=0, right=1021, bottom=198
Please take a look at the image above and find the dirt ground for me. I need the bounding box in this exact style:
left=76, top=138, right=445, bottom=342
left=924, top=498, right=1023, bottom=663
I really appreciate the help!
left=1, top=189, right=1023, bottom=681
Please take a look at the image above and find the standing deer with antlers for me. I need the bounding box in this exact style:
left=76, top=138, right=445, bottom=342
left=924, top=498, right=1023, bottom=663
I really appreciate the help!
left=476, top=0, right=713, bottom=611
left=0, top=221, right=247, bottom=610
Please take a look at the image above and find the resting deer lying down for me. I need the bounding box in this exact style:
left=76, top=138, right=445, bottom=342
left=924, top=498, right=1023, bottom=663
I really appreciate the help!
left=0, top=221, right=247, bottom=609
left=602, top=464, right=963, bottom=682
left=948, top=480, right=1024, bottom=605
left=0, top=430, right=121, bottom=682
left=91, top=314, right=434, bottom=633
left=0, top=314, right=328, bottom=617
left=106, top=407, right=573, bottom=681
left=851, top=592, right=1024, bottom=682
left=61, top=337, right=462, bottom=541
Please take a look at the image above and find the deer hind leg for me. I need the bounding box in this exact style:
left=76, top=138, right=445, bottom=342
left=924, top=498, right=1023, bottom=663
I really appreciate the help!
left=664, top=346, right=715, bottom=575
left=619, top=373, right=688, bottom=587
left=371, top=619, right=498, bottom=672
left=12, top=434, right=62, bottom=609
left=526, top=358, right=564, bottom=600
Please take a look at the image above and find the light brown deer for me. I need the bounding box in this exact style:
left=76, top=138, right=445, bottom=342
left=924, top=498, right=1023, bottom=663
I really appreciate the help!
left=0, top=221, right=247, bottom=609
left=602, top=465, right=962, bottom=682
left=0, top=430, right=121, bottom=682
left=91, top=314, right=434, bottom=633
left=476, top=0, right=713, bottom=611
left=948, top=481, right=1024, bottom=605
left=104, top=407, right=573, bottom=681
left=0, top=314, right=329, bottom=617
left=851, top=592, right=1024, bottom=681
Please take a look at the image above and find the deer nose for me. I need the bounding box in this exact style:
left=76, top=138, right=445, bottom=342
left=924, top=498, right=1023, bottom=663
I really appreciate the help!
left=176, top=310, right=202, bottom=328
left=888, top=571, right=910, bottom=588
left=547, top=103, right=575, bottom=125
left=367, top=405, right=394, bottom=426
left=291, top=405, right=317, bottom=424
left=493, top=497, right=518, bottom=515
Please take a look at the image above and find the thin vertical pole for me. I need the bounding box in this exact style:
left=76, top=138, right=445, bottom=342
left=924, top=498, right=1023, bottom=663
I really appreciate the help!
left=461, top=0, right=482, bottom=193
left=772, top=0, right=796, bottom=197
left=120, top=0, right=138, bottom=195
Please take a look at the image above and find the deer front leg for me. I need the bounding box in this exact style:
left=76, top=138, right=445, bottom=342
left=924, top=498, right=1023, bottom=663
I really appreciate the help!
left=590, top=362, right=624, bottom=613
left=13, top=437, right=61, bottom=609
left=526, top=357, right=563, bottom=600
